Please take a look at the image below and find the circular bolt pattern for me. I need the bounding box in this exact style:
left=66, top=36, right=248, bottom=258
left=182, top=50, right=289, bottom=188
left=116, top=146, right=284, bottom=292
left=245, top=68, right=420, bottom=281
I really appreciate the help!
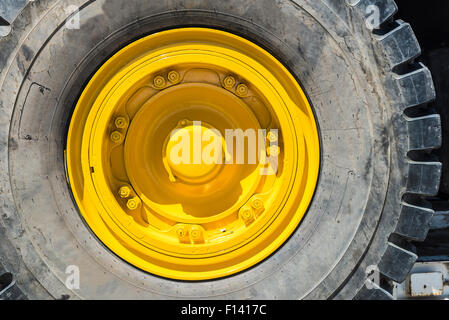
left=119, top=186, right=131, bottom=198
left=223, top=76, right=236, bottom=89
left=236, top=84, right=248, bottom=97
left=126, top=197, right=141, bottom=210
left=168, top=71, right=180, bottom=84
left=153, top=76, right=166, bottom=89
left=115, top=117, right=128, bottom=129
left=110, top=131, right=122, bottom=143
left=66, top=28, right=321, bottom=281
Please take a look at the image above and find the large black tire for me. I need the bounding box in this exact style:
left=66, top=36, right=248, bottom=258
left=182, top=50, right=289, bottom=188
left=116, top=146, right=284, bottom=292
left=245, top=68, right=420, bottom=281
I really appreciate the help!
left=0, top=0, right=441, bottom=300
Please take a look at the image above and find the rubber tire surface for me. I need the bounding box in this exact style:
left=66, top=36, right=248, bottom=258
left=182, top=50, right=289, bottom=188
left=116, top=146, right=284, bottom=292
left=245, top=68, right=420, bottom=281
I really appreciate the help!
left=0, top=0, right=441, bottom=299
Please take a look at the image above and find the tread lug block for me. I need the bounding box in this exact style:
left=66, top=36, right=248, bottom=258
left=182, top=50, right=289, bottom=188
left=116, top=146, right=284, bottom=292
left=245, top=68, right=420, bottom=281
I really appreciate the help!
left=378, top=242, right=417, bottom=283
left=406, top=114, right=442, bottom=151
left=376, top=20, right=421, bottom=68
left=395, top=203, right=434, bottom=241
left=354, top=281, right=393, bottom=300
left=347, top=0, right=398, bottom=29
left=394, top=64, right=436, bottom=110
left=406, top=161, right=442, bottom=196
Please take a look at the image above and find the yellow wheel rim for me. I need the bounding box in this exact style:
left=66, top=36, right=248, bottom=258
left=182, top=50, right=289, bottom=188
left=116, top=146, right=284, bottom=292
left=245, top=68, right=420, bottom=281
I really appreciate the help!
left=66, top=28, right=320, bottom=280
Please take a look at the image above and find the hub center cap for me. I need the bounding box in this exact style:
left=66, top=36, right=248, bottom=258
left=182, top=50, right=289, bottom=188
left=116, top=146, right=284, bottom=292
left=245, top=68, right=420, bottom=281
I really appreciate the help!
left=164, top=121, right=224, bottom=184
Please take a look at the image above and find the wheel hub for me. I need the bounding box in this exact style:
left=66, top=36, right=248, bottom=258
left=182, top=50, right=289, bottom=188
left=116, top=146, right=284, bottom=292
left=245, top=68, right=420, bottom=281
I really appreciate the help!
left=164, top=120, right=224, bottom=183
left=66, top=28, right=320, bottom=280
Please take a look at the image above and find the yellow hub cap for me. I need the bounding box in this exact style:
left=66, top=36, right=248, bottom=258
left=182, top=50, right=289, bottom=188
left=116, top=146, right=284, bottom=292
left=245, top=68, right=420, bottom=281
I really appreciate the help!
left=164, top=121, right=224, bottom=183
left=66, top=28, right=320, bottom=280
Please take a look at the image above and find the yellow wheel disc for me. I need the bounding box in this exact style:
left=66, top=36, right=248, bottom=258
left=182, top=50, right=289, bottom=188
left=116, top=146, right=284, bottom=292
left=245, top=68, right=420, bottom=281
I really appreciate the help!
left=66, top=28, right=320, bottom=280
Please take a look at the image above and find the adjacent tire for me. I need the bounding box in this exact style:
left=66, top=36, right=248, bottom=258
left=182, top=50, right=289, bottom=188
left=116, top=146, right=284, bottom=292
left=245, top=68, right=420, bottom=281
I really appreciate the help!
left=0, top=0, right=441, bottom=299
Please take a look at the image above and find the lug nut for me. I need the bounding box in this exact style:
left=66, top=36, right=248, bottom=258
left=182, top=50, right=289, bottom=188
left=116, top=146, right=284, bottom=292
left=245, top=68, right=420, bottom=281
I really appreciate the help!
left=110, top=131, right=123, bottom=143
left=239, top=206, right=254, bottom=222
left=115, top=117, right=128, bottom=129
left=153, top=76, right=166, bottom=89
left=236, top=84, right=248, bottom=97
left=168, top=71, right=180, bottom=84
left=126, top=197, right=141, bottom=210
left=190, top=227, right=203, bottom=241
left=223, top=76, right=236, bottom=89
left=251, top=198, right=263, bottom=210
left=267, top=131, right=278, bottom=142
left=178, top=119, right=189, bottom=127
left=118, top=186, right=131, bottom=198
left=268, top=145, right=280, bottom=156
left=176, top=226, right=187, bottom=239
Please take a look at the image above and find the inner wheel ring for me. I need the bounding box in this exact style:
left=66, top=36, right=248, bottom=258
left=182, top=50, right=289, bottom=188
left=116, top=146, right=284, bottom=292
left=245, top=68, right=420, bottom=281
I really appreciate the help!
left=66, top=28, right=320, bottom=280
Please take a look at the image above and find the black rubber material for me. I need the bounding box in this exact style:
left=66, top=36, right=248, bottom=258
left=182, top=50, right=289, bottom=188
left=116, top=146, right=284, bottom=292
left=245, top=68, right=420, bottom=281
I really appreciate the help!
left=0, top=0, right=441, bottom=300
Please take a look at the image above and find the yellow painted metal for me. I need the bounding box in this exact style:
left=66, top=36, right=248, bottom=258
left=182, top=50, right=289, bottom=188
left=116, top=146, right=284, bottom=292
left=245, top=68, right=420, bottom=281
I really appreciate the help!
left=66, top=28, right=320, bottom=280
left=164, top=121, right=224, bottom=183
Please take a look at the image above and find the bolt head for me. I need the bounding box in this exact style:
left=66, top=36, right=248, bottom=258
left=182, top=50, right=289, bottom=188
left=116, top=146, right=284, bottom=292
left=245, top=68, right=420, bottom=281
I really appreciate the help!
left=190, top=227, right=202, bottom=240
left=115, top=117, right=128, bottom=129
left=119, top=186, right=131, bottom=198
left=251, top=198, right=263, bottom=210
left=236, top=84, right=248, bottom=97
left=176, top=226, right=187, bottom=238
left=178, top=119, right=189, bottom=127
left=223, top=76, right=236, bottom=89
left=126, top=197, right=140, bottom=210
left=268, top=145, right=280, bottom=156
left=168, top=71, right=180, bottom=84
left=153, top=76, right=166, bottom=89
left=110, top=131, right=122, bottom=143
left=267, top=131, right=278, bottom=142
left=240, top=207, right=253, bottom=221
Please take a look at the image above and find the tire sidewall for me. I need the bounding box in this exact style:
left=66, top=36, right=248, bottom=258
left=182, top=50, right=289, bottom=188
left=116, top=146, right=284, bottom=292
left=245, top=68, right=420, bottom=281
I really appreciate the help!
left=1, top=0, right=396, bottom=299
